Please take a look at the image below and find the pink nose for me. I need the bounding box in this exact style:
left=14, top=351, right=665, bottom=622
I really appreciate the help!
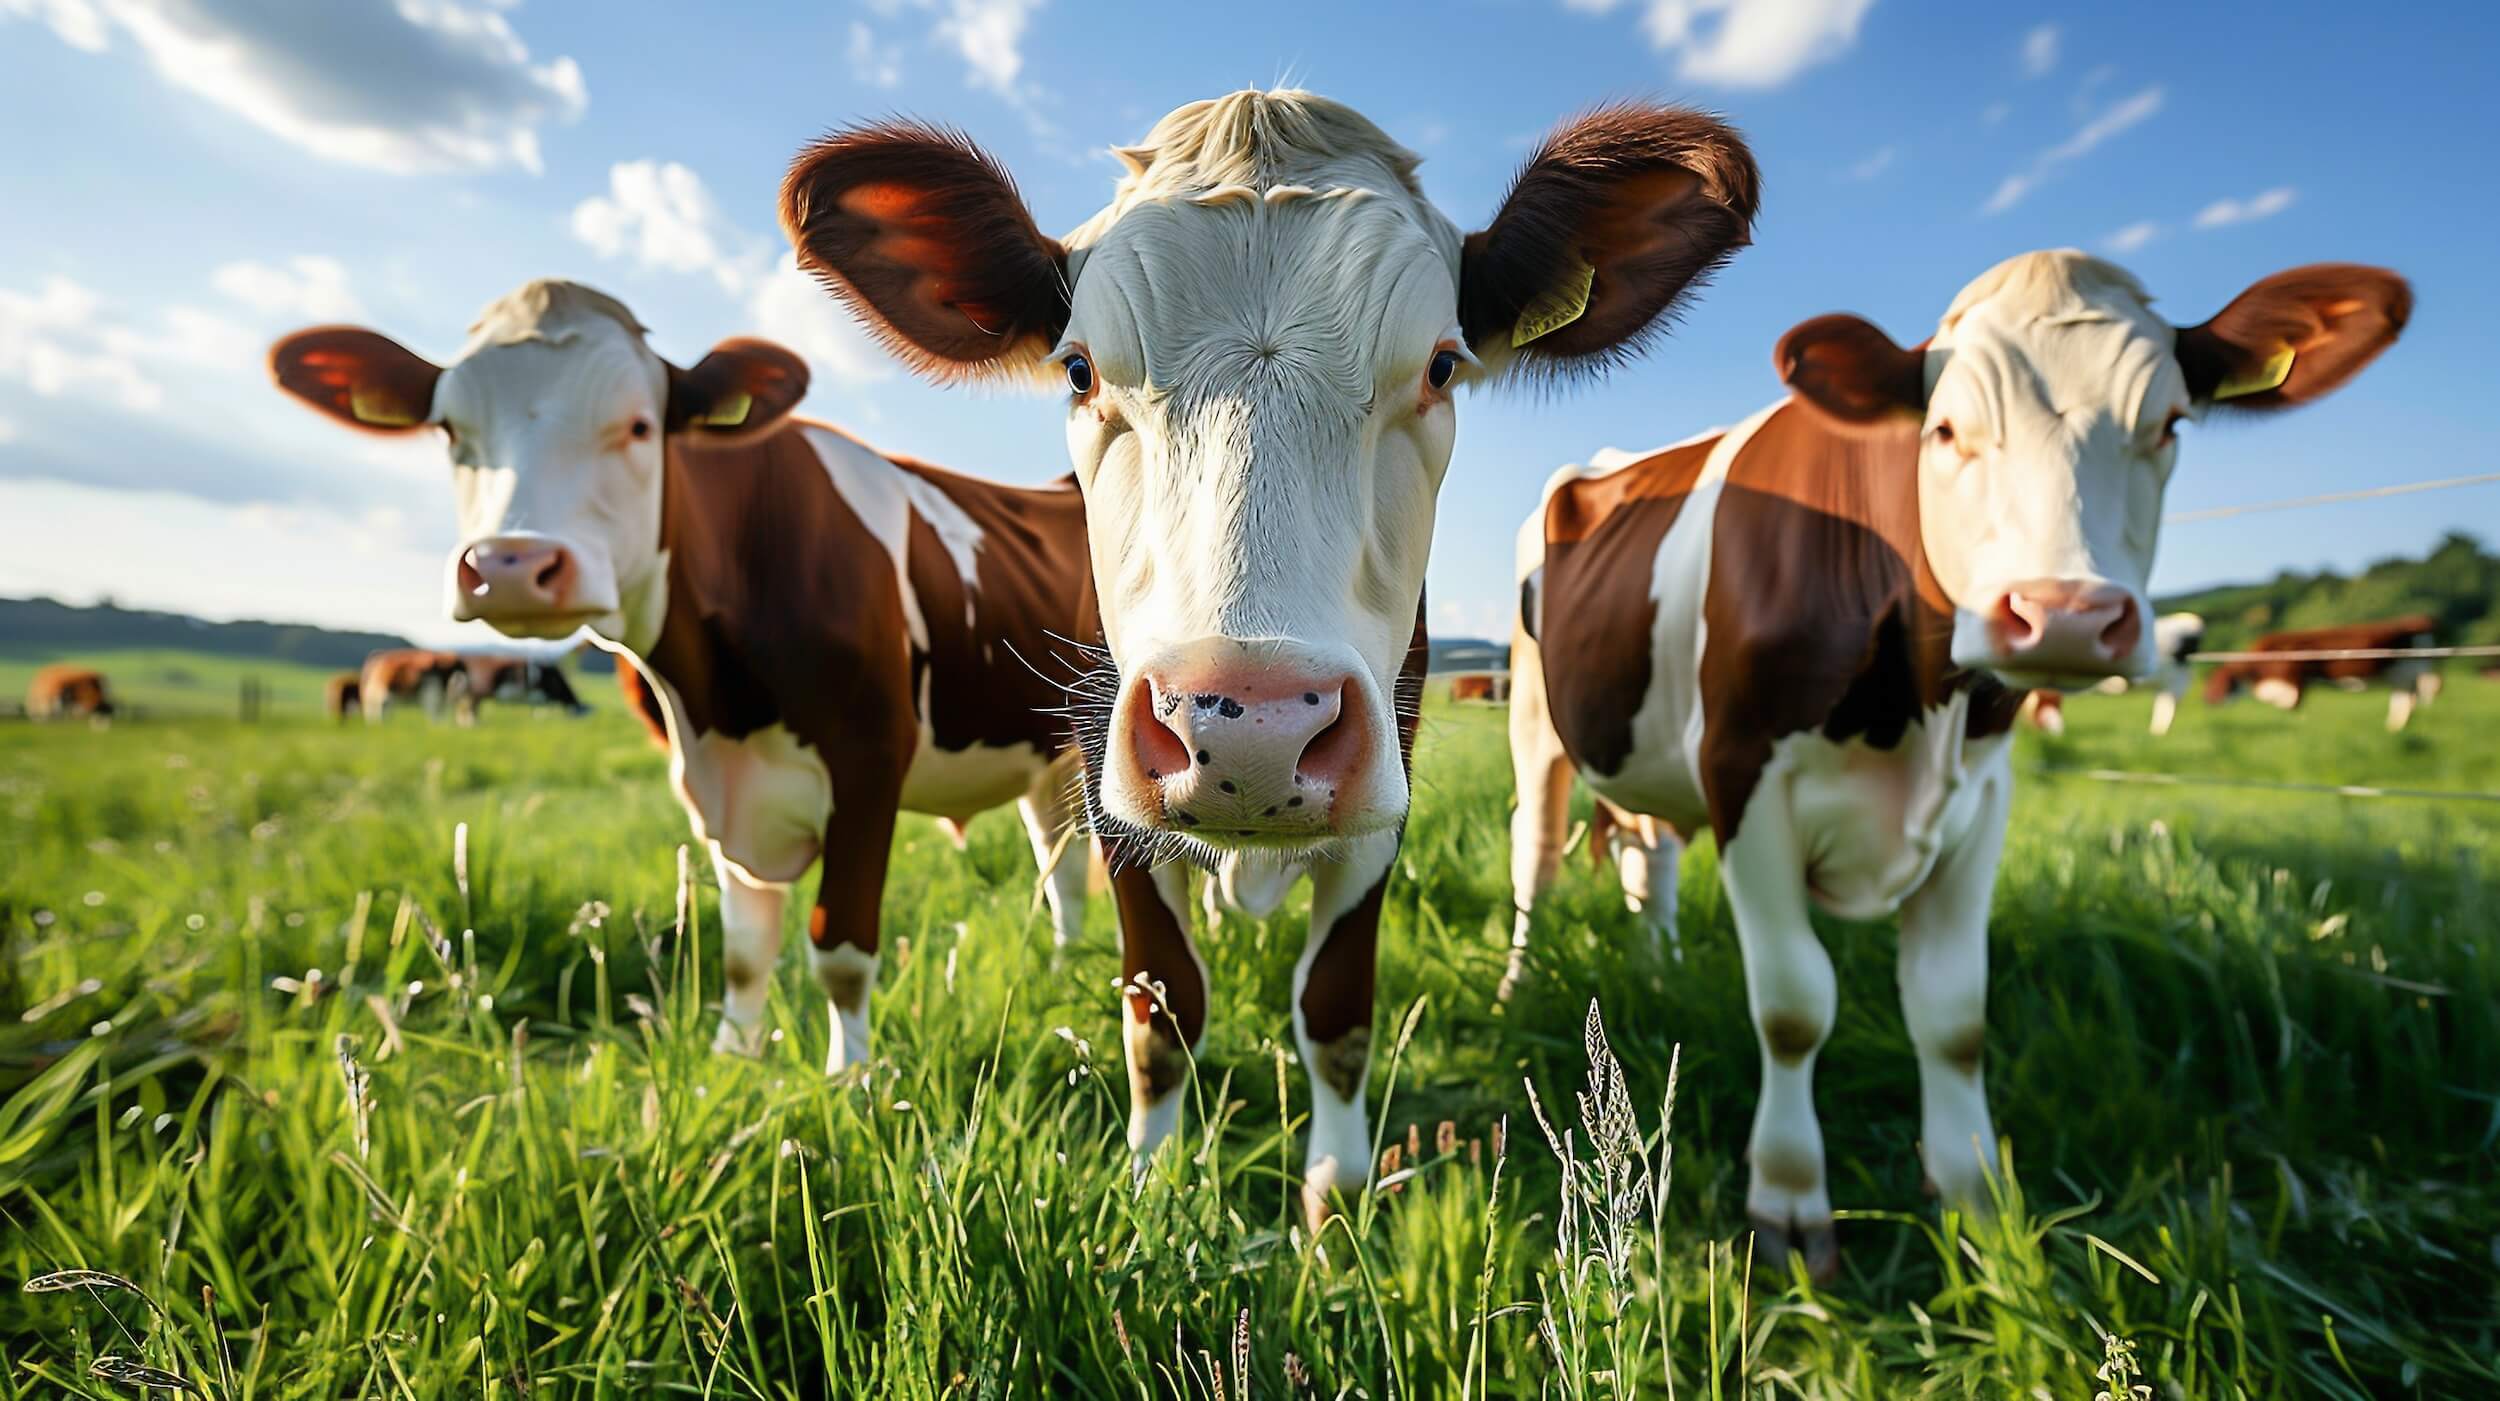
left=1987, top=581, right=2141, bottom=674
left=458, top=539, right=578, bottom=615
left=1126, top=666, right=1366, bottom=837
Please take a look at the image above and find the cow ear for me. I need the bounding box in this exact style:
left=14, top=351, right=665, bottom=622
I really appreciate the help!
left=781, top=120, right=1068, bottom=384
left=270, top=327, right=442, bottom=433
left=1775, top=314, right=1927, bottom=431
left=1462, top=103, right=1760, bottom=382
left=2174, top=264, right=2410, bottom=412
left=667, top=338, right=810, bottom=439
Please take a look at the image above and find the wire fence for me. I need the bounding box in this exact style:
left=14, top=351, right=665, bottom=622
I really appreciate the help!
left=2185, top=645, right=2500, bottom=664
left=2039, top=767, right=2500, bottom=805
left=2163, top=471, right=2500, bottom=524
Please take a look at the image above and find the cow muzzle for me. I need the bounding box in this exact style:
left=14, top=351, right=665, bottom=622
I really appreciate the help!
left=1101, top=639, right=1402, bottom=850
left=1963, top=579, right=2145, bottom=685
left=449, top=534, right=611, bottom=635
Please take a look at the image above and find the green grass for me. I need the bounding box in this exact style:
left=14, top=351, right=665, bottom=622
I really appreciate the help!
left=2, top=675, right=2494, bottom=1397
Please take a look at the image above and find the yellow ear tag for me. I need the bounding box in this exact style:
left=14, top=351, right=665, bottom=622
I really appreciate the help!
left=702, top=392, right=752, bottom=428
left=1512, top=258, right=1596, bottom=349
left=349, top=387, right=418, bottom=427
left=2213, top=343, right=2294, bottom=401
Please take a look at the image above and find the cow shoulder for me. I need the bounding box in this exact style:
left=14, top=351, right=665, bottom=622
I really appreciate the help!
left=1539, top=434, right=1719, bottom=776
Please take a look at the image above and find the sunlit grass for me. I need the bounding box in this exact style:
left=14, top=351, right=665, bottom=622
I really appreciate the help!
left=2, top=678, right=2494, bottom=1395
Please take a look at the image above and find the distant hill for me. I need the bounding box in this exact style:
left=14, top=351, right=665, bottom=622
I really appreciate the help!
left=2156, top=531, right=2500, bottom=650
left=1429, top=636, right=1508, bottom=673
left=0, top=596, right=412, bottom=670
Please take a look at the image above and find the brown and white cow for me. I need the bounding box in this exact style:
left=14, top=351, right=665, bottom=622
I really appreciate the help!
left=2023, top=611, right=2205, bottom=736
left=273, top=280, right=1096, bottom=1069
left=324, top=671, right=363, bottom=722
left=452, top=655, right=589, bottom=724
left=356, top=648, right=468, bottom=723
left=2205, top=613, right=2441, bottom=730
left=782, top=89, right=1760, bottom=1221
left=1509, top=251, right=2408, bottom=1276
left=26, top=664, right=115, bottom=720
left=1449, top=672, right=1510, bottom=704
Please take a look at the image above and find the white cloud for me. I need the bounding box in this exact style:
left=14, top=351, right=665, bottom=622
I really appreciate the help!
left=0, top=0, right=586, bottom=175
left=2020, top=23, right=2058, bottom=78
left=1982, top=84, right=2163, bottom=214
left=1847, top=145, right=1897, bottom=181
left=0, top=414, right=18, bottom=444
left=1982, top=101, right=2011, bottom=125
left=2192, top=186, right=2297, bottom=230
left=846, top=20, right=903, bottom=89
left=0, top=276, right=162, bottom=411
left=2103, top=220, right=2160, bottom=254
left=571, top=161, right=740, bottom=291
left=936, top=0, right=1040, bottom=97
left=1567, top=0, right=1876, bottom=88
left=570, top=161, right=893, bottom=389
left=212, top=255, right=364, bottom=321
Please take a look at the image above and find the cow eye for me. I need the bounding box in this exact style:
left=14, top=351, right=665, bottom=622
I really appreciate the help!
left=1930, top=420, right=1956, bottom=446
left=1427, top=347, right=1462, bottom=391
left=629, top=417, right=653, bottom=441
left=1063, top=352, right=1095, bottom=398
left=2158, top=409, right=2184, bottom=447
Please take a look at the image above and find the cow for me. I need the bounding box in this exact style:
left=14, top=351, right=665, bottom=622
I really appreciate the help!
left=356, top=648, right=468, bottom=723
left=26, top=665, right=114, bottom=720
left=1507, top=251, right=2408, bottom=1277
left=2205, top=614, right=2441, bottom=730
left=781, top=88, right=1760, bottom=1224
left=324, top=671, right=363, bottom=722
left=2023, top=611, right=2204, bottom=736
left=452, top=655, right=591, bottom=724
left=1449, top=672, right=1510, bottom=704
left=271, top=279, right=1096, bottom=1069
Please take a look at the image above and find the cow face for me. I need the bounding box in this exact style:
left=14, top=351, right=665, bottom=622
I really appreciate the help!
left=1777, top=253, right=2408, bottom=689
left=783, top=92, right=1757, bottom=858
left=271, top=281, right=806, bottom=648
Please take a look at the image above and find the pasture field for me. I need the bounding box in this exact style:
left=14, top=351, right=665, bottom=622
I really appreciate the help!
left=0, top=650, right=351, bottom=719
left=2, top=677, right=2494, bottom=1397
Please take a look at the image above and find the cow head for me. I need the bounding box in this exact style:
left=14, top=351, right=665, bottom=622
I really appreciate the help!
left=782, top=91, right=1757, bottom=858
left=271, top=281, right=807, bottom=648
left=1776, top=252, right=2407, bottom=689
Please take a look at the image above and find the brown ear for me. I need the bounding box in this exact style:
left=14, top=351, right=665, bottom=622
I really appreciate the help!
left=269, top=327, right=442, bottom=433
left=1461, top=103, right=1760, bottom=379
left=667, top=338, right=810, bottom=439
left=1776, top=314, right=1926, bottom=430
left=780, top=120, right=1068, bottom=382
left=2174, top=264, right=2410, bottom=411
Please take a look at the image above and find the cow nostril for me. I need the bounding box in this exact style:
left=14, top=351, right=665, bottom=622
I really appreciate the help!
left=2100, top=599, right=2143, bottom=658
left=1992, top=595, right=2042, bottom=650
left=1291, top=686, right=1358, bottom=787
left=457, top=551, right=487, bottom=597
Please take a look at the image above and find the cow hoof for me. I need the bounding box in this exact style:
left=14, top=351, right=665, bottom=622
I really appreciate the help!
left=1300, top=1182, right=1342, bottom=1237
left=1747, top=1213, right=1841, bottom=1286
left=711, top=1020, right=764, bottom=1057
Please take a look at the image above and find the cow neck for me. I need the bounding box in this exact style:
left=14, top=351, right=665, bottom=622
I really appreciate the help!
left=632, top=429, right=813, bottom=743
left=1699, top=403, right=2019, bottom=839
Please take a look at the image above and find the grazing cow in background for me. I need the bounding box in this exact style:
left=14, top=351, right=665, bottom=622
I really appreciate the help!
left=2023, top=612, right=2205, bottom=736
left=1449, top=673, right=1510, bottom=704
left=356, top=649, right=467, bottom=723
left=324, top=672, right=362, bottom=722
left=2206, top=614, right=2441, bottom=731
left=783, top=87, right=1759, bottom=1223
left=453, top=655, right=590, bottom=724
left=26, top=665, right=114, bottom=720
left=1509, top=251, right=2408, bottom=1277
left=272, top=280, right=1096, bottom=1069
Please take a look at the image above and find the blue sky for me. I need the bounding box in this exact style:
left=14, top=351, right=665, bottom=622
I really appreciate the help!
left=2, top=0, right=2492, bottom=644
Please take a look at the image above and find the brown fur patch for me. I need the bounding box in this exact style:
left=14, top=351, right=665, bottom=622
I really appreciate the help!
left=2203, top=614, right=2437, bottom=704
left=818, top=961, right=872, bottom=1014
left=1761, top=1010, right=1824, bottom=1066
left=1940, top=1025, right=1986, bottom=1077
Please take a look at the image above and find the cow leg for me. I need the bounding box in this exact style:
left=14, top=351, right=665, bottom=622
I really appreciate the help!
left=2148, top=686, right=2180, bottom=737
left=1294, top=829, right=1397, bottom=1231
left=1015, top=754, right=1088, bottom=949
left=1897, top=768, right=2011, bottom=1215
left=1717, top=803, right=1841, bottom=1283
left=710, top=851, right=789, bottom=1055
left=2418, top=670, right=2443, bottom=708
left=1505, top=624, right=1574, bottom=1000
left=805, top=765, right=907, bottom=1076
left=2385, top=686, right=2416, bottom=732
left=1112, top=857, right=1207, bottom=1176
left=1616, top=815, right=1685, bottom=964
